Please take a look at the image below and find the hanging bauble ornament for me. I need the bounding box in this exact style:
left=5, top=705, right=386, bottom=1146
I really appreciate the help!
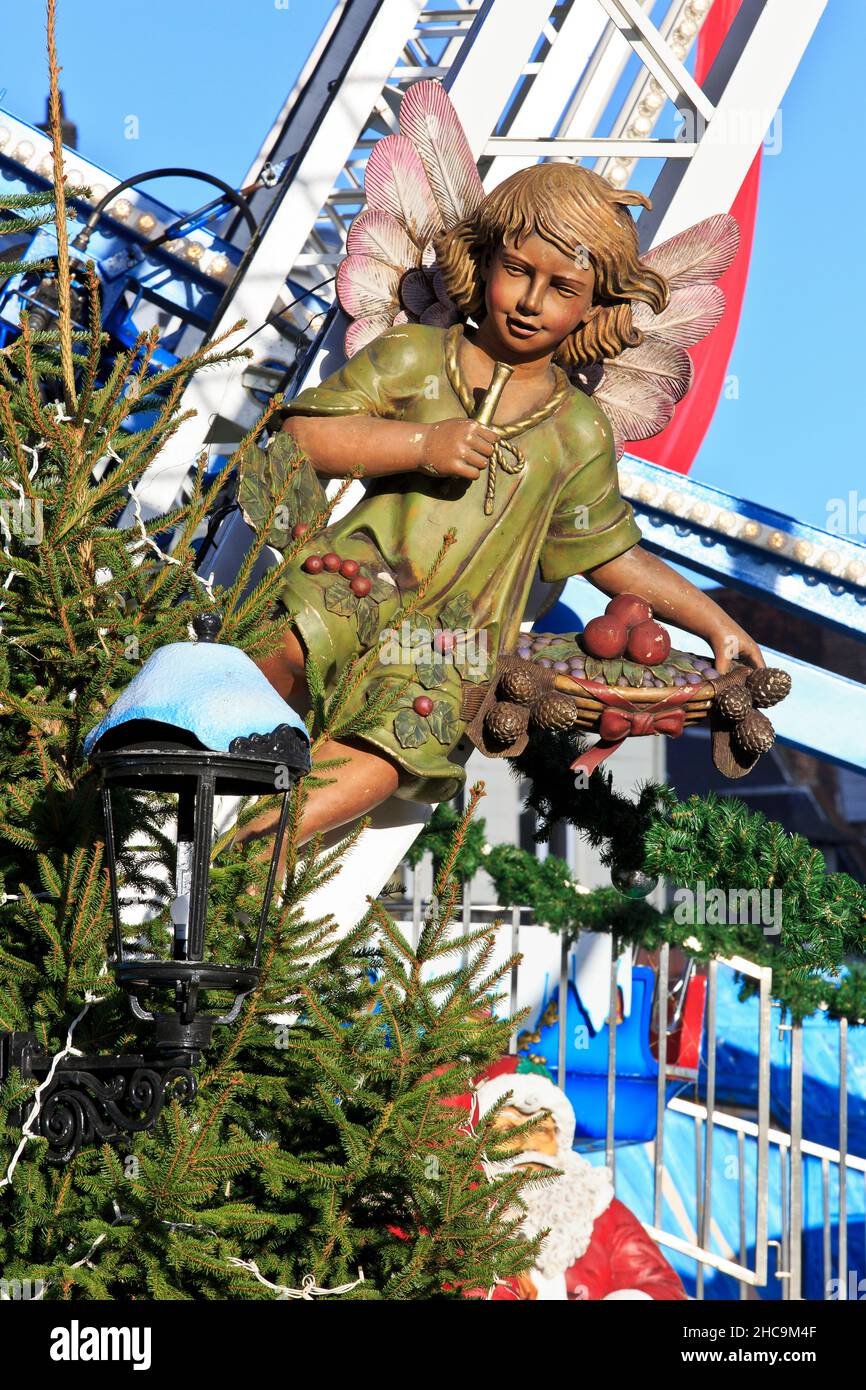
left=611, top=863, right=658, bottom=898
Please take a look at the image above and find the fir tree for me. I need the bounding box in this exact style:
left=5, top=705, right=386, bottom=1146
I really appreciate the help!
left=0, top=2, right=538, bottom=1301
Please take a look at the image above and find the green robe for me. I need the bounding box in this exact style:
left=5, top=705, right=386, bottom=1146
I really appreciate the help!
left=246, top=322, right=640, bottom=803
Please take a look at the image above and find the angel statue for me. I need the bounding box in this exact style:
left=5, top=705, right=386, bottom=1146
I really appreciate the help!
left=237, top=81, right=765, bottom=850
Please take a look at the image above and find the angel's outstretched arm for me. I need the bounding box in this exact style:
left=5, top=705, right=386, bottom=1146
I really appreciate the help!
left=584, top=543, right=765, bottom=674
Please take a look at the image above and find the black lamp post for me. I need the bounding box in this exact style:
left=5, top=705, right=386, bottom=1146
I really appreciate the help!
left=0, top=614, right=310, bottom=1161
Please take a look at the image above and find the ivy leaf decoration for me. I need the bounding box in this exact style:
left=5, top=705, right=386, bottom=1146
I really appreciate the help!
left=355, top=595, right=380, bottom=647
left=454, top=644, right=490, bottom=683
left=584, top=657, right=605, bottom=683
left=237, top=432, right=328, bottom=549
left=669, top=654, right=699, bottom=674
left=540, top=642, right=582, bottom=663
left=359, top=563, right=399, bottom=604
left=415, top=658, right=447, bottom=689
left=438, top=590, right=473, bottom=631
left=601, top=658, right=624, bottom=687
left=428, top=699, right=459, bottom=745
left=621, top=660, right=646, bottom=688
left=394, top=708, right=429, bottom=748
left=406, top=612, right=435, bottom=663
left=322, top=575, right=357, bottom=617
left=457, top=659, right=490, bottom=685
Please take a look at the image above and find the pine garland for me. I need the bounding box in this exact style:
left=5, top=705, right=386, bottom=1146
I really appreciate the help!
left=406, top=729, right=866, bottom=1024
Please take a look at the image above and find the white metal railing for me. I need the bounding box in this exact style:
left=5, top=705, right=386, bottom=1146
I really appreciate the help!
left=388, top=878, right=862, bottom=1300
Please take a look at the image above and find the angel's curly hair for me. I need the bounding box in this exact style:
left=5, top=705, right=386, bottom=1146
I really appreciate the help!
left=434, top=163, right=669, bottom=369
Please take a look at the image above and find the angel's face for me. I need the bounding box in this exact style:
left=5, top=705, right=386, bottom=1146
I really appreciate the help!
left=482, top=233, right=596, bottom=360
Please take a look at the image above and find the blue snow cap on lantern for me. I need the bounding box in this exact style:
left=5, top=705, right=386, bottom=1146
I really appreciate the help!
left=84, top=613, right=310, bottom=760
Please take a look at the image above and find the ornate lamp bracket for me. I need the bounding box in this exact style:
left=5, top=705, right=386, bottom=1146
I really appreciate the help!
left=0, top=1031, right=198, bottom=1163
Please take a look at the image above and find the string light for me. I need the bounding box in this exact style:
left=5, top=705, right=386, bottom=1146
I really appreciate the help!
left=0, top=1001, right=97, bottom=1192
left=127, top=484, right=216, bottom=601
left=225, top=1259, right=365, bottom=1300
left=598, top=0, right=712, bottom=185
left=620, top=473, right=866, bottom=586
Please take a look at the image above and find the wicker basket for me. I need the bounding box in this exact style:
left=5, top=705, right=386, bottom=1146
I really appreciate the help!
left=549, top=669, right=720, bottom=732
left=463, top=646, right=789, bottom=780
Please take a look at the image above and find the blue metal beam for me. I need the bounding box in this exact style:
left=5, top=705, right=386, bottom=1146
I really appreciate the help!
left=617, top=456, right=866, bottom=642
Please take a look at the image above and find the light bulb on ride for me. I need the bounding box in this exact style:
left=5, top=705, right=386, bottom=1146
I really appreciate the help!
left=14, top=140, right=34, bottom=164
left=641, top=88, right=664, bottom=114
left=137, top=211, right=157, bottom=234
left=111, top=197, right=132, bottom=221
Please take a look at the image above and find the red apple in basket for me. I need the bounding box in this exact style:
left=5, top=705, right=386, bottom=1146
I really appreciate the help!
left=582, top=615, right=628, bottom=660
left=626, top=618, right=671, bottom=666
left=605, top=593, right=652, bottom=628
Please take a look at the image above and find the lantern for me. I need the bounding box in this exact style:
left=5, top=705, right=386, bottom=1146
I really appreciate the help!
left=0, top=614, right=310, bottom=1159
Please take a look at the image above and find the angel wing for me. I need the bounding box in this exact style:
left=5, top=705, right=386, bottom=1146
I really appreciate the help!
left=592, top=213, right=740, bottom=458
left=336, top=80, right=482, bottom=356
left=337, top=80, right=739, bottom=458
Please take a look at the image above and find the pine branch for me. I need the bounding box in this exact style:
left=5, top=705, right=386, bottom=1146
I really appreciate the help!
left=45, top=0, right=76, bottom=411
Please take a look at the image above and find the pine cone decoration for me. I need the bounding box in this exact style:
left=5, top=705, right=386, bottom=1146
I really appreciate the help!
left=499, top=663, right=544, bottom=705
left=530, top=692, right=580, bottom=732
left=733, top=709, right=776, bottom=756
left=716, top=685, right=753, bottom=721
left=484, top=701, right=530, bottom=746
left=746, top=667, right=792, bottom=708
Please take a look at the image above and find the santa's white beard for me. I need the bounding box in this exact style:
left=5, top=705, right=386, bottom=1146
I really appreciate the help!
left=512, top=1150, right=614, bottom=1280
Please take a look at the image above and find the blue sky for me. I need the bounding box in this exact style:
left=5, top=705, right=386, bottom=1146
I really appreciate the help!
left=1, top=0, right=860, bottom=535
left=691, top=0, right=865, bottom=536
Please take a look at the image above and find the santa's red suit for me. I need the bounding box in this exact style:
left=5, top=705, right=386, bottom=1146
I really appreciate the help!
left=466, top=1059, right=687, bottom=1302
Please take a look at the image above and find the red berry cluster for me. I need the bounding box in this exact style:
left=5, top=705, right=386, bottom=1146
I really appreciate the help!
left=301, top=538, right=372, bottom=596
left=582, top=593, right=672, bottom=666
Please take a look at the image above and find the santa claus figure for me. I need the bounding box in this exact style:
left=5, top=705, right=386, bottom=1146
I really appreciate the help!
left=472, top=1058, right=686, bottom=1301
